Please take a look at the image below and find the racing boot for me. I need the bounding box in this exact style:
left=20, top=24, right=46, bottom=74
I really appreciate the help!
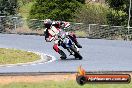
left=58, top=50, right=67, bottom=60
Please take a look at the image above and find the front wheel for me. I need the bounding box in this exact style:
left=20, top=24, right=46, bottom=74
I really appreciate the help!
left=70, top=45, right=83, bottom=60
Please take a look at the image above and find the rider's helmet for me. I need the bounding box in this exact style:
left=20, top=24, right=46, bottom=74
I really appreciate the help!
left=60, top=21, right=65, bottom=29
left=60, top=21, right=70, bottom=29
left=52, top=21, right=60, bottom=28
left=44, top=19, right=52, bottom=29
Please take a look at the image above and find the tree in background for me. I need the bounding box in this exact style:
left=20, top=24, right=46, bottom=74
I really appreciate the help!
left=77, top=0, right=85, bottom=4
left=28, top=0, right=82, bottom=21
left=18, top=0, right=35, bottom=6
left=74, top=3, right=108, bottom=25
left=0, top=0, right=18, bottom=15
left=106, top=0, right=130, bottom=26
left=0, top=0, right=18, bottom=32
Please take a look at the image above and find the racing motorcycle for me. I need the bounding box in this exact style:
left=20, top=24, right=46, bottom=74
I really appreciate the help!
left=44, top=25, right=83, bottom=60
left=58, top=32, right=83, bottom=60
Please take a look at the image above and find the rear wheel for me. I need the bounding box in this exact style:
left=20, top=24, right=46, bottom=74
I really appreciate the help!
left=75, top=53, right=82, bottom=60
left=70, top=45, right=83, bottom=60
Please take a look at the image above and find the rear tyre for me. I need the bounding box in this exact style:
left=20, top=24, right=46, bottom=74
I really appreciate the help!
left=75, top=53, right=83, bottom=60
left=75, top=42, right=82, bottom=48
left=70, top=46, right=83, bottom=60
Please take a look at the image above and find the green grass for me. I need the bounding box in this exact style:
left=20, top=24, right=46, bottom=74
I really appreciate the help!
left=75, top=31, right=88, bottom=37
left=0, top=48, right=40, bottom=64
left=0, top=80, right=131, bottom=88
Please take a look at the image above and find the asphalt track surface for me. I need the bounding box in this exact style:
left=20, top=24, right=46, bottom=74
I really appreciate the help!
left=0, top=34, right=132, bottom=73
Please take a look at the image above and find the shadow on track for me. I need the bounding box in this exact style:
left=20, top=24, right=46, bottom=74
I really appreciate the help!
left=61, top=58, right=81, bottom=61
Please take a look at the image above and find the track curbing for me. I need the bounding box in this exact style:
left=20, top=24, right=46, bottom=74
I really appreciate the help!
left=0, top=48, right=56, bottom=67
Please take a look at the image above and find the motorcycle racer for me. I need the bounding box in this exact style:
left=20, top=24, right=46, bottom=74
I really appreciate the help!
left=44, top=19, right=82, bottom=59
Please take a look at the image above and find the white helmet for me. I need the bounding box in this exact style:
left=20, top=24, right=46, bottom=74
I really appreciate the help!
left=44, top=19, right=52, bottom=24
left=44, top=19, right=52, bottom=28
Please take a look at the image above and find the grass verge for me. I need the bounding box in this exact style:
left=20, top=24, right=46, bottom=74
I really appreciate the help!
left=75, top=31, right=88, bottom=37
left=0, top=48, right=40, bottom=65
left=0, top=80, right=131, bottom=88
